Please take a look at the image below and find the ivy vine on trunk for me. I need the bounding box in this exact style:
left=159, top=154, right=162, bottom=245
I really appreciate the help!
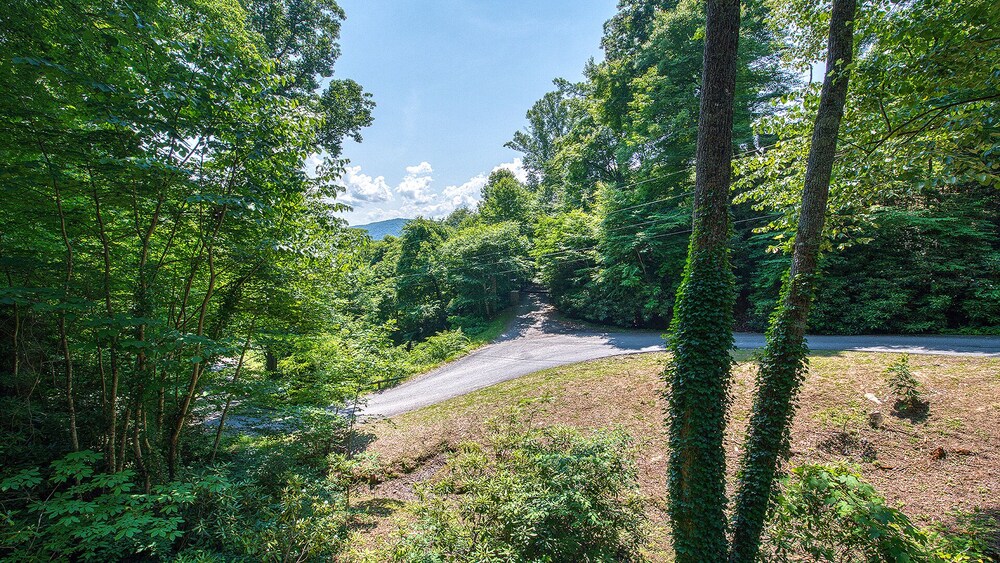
left=728, top=0, right=857, bottom=560
left=663, top=0, right=741, bottom=560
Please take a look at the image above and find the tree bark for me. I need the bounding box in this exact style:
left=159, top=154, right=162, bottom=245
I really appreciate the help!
left=52, top=171, right=79, bottom=453
left=664, top=0, right=741, bottom=560
left=92, top=185, right=121, bottom=470
left=728, top=0, right=856, bottom=560
left=212, top=319, right=254, bottom=461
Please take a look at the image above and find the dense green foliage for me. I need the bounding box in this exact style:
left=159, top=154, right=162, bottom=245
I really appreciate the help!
left=1, top=416, right=366, bottom=560
left=381, top=207, right=532, bottom=343
left=502, top=0, right=1000, bottom=334
left=762, top=464, right=998, bottom=563
left=509, top=0, right=793, bottom=329
left=2, top=0, right=998, bottom=559
left=375, top=413, right=648, bottom=562
left=500, top=0, right=998, bottom=560
left=0, top=0, right=384, bottom=556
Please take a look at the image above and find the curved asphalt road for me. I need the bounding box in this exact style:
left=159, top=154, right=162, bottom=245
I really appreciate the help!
left=361, top=295, right=1000, bottom=419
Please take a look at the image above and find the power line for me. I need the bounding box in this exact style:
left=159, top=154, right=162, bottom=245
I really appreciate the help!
left=562, top=141, right=781, bottom=220
left=384, top=212, right=784, bottom=285
left=370, top=142, right=783, bottom=268
left=357, top=141, right=788, bottom=285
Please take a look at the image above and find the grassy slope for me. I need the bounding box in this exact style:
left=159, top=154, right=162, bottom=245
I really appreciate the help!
left=402, top=307, right=517, bottom=375
left=348, top=351, right=1000, bottom=559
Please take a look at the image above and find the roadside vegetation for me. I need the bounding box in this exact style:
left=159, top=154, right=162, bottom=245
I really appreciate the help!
left=349, top=352, right=1000, bottom=562
left=1, top=0, right=998, bottom=559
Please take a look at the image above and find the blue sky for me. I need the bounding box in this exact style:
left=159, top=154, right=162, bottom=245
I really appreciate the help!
left=329, top=0, right=618, bottom=225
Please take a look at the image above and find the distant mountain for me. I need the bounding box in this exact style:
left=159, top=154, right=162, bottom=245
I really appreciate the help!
left=353, top=218, right=409, bottom=240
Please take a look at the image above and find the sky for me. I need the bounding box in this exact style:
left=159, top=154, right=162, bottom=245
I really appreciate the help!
left=328, top=0, right=618, bottom=225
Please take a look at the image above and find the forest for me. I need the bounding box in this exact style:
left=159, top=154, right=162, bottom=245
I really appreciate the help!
left=1, top=0, right=998, bottom=560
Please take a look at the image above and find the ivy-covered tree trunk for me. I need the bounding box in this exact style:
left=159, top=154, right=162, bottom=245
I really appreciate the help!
left=728, top=0, right=856, bottom=560
left=664, top=0, right=740, bottom=560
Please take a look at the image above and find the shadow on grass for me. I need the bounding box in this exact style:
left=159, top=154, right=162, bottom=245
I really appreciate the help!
left=345, top=430, right=377, bottom=456
left=349, top=497, right=405, bottom=531
left=817, top=430, right=878, bottom=462
left=892, top=400, right=930, bottom=424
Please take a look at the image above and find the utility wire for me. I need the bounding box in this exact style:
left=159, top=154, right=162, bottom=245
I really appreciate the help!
left=357, top=142, right=781, bottom=268
left=356, top=144, right=787, bottom=285
left=580, top=141, right=781, bottom=221
left=384, top=212, right=783, bottom=285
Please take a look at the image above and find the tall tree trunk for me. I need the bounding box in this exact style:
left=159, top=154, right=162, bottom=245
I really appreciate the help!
left=92, top=185, right=122, bottom=470
left=664, top=0, right=741, bottom=560
left=168, top=240, right=221, bottom=477
left=728, top=0, right=856, bottom=560
left=2, top=245, right=21, bottom=381
left=52, top=171, right=79, bottom=453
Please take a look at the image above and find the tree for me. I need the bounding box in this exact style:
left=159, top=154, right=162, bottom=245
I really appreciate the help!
left=504, top=86, right=573, bottom=190
left=729, top=0, right=856, bottom=559
left=662, top=0, right=740, bottom=560
left=0, top=0, right=369, bottom=480
left=441, top=222, right=531, bottom=319
left=532, top=211, right=600, bottom=316
left=478, top=169, right=534, bottom=229
left=602, top=0, right=675, bottom=62
left=442, top=206, right=477, bottom=229
left=244, top=0, right=374, bottom=157
left=394, top=219, right=451, bottom=341
left=508, top=0, right=788, bottom=329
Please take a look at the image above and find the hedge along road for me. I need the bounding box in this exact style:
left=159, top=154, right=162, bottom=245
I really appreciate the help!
left=360, top=294, right=1000, bottom=419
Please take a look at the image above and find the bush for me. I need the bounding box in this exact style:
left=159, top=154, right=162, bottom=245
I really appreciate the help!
left=279, top=323, right=407, bottom=406
left=233, top=474, right=351, bottom=561
left=0, top=450, right=222, bottom=561
left=377, top=412, right=648, bottom=562
left=885, top=354, right=926, bottom=412
left=408, top=329, right=472, bottom=367
left=762, top=463, right=928, bottom=562
left=762, top=463, right=996, bottom=563
left=924, top=511, right=999, bottom=563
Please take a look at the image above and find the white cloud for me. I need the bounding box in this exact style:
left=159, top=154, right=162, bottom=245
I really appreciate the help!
left=341, top=165, right=393, bottom=202
left=405, top=161, right=433, bottom=175
left=427, top=157, right=526, bottom=217
left=492, top=157, right=528, bottom=183
left=340, top=157, right=529, bottom=223
left=396, top=161, right=435, bottom=203
left=442, top=173, right=487, bottom=208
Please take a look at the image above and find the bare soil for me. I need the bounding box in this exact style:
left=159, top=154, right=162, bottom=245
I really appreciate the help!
left=346, top=351, right=1000, bottom=559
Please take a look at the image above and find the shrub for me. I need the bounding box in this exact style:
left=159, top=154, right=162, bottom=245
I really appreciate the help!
left=885, top=354, right=926, bottom=412
left=0, top=450, right=221, bottom=561
left=762, top=464, right=997, bottom=563
left=761, top=463, right=928, bottom=562
left=236, top=474, right=351, bottom=561
left=378, top=412, right=648, bottom=562
left=924, top=511, right=999, bottom=563
left=408, top=329, right=472, bottom=367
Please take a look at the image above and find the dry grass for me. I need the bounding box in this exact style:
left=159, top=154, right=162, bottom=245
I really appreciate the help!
left=346, top=351, right=1000, bottom=559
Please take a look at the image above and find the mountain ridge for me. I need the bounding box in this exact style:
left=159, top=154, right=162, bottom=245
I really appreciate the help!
left=353, top=217, right=410, bottom=240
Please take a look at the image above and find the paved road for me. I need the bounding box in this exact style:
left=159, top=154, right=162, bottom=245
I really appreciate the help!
left=361, top=295, right=1000, bottom=419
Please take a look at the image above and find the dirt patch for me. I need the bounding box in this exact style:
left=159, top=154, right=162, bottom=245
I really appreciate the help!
left=348, top=352, right=1000, bottom=558
left=365, top=453, right=448, bottom=502
left=816, top=431, right=878, bottom=461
